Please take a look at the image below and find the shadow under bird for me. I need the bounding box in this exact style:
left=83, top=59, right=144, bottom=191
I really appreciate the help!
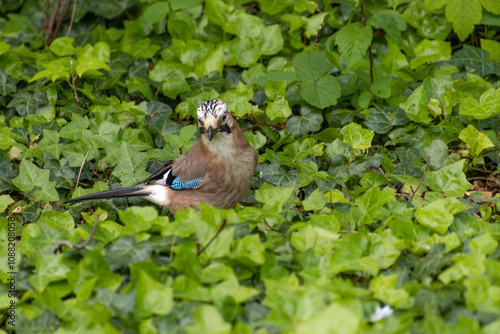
left=66, top=99, right=258, bottom=213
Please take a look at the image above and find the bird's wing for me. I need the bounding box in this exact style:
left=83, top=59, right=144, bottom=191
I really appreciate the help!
left=138, top=160, right=174, bottom=184
left=141, top=143, right=209, bottom=190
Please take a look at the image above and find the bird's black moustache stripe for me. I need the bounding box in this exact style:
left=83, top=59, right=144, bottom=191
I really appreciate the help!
left=220, top=124, right=231, bottom=134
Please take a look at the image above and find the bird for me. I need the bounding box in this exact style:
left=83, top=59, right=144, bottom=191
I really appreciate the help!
left=66, top=99, right=258, bottom=213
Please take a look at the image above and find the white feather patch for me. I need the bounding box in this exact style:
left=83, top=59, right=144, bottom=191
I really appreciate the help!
left=146, top=185, right=171, bottom=206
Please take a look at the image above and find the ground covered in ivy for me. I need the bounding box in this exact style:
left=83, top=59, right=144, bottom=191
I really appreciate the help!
left=1, top=0, right=500, bottom=333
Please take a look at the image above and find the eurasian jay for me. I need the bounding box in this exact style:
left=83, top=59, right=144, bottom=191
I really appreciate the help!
left=66, top=99, right=258, bottom=213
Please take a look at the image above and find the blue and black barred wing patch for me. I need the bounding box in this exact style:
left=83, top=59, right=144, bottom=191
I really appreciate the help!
left=163, top=168, right=203, bottom=190
left=170, top=177, right=203, bottom=190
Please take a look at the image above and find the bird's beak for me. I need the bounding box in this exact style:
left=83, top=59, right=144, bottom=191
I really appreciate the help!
left=208, top=126, right=219, bottom=141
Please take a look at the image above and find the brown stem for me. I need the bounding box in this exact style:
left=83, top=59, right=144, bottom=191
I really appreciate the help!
left=53, top=212, right=101, bottom=253
left=75, top=150, right=89, bottom=190
left=342, top=219, right=352, bottom=233
left=68, top=60, right=83, bottom=108
left=44, top=0, right=50, bottom=29
left=66, top=0, right=78, bottom=37
left=45, top=0, right=62, bottom=43
left=197, top=219, right=227, bottom=256
left=480, top=143, right=499, bottom=155
left=263, top=219, right=279, bottom=232
left=50, top=0, right=72, bottom=44
left=409, top=156, right=430, bottom=202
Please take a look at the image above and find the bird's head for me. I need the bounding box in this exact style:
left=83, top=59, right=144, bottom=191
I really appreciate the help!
left=196, top=99, right=232, bottom=141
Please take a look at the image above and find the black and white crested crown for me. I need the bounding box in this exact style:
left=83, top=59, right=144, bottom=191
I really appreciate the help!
left=197, top=99, right=227, bottom=120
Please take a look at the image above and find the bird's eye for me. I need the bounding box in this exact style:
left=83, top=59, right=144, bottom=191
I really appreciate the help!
left=221, top=114, right=227, bottom=122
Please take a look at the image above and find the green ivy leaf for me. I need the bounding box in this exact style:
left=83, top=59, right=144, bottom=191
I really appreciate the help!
left=111, top=142, right=149, bottom=186
left=458, top=125, right=494, bottom=156
left=364, top=108, right=409, bottom=134
left=469, top=233, right=498, bottom=255
left=400, top=85, right=432, bottom=124
left=481, top=38, right=500, bottom=62
left=424, top=160, right=473, bottom=197
left=0, top=195, right=14, bottom=212
left=459, top=88, right=500, bottom=119
left=367, top=10, right=407, bottom=48
left=410, top=39, right=451, bottom=69
left=255, top=182, right=294, bottom=213
left=286, top=106, right=323, bottom=137
left=302, top=189, right=327, bottom=211
left=49, top=37, right=76, bottom=56
left=439, top=254, right=485, bottom=284
left=230, top=234, right=265, bottom=266
left=353, top=187, right=395, bottom=227
left=415, top=197, right=469, bottom=234
left=184, top=305, right=231, bottom=334
left=341, top=123, right=374, bottom=150
left=266, top=97, right=292, bottom=121
left=136, top=271, right=173, bottom=317
left=143, top=1, right=170, bottom=23
left=452, top=45, right=495, bottom=76
left=12, top=159, right=59, bottom=201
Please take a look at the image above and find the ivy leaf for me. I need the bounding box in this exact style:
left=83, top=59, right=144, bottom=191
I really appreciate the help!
left=469, top=232, right=498, bottom=255
left=367, top=10, right=407, bottom=48
left=458, top=125, right=494, bottom=156
left=255, top=182, right=294, bottom=213
left=410, top=39, right=451, bottom=69
left=111, top=142, right=149, bottom=186
left=0, top=195, right=14, bottom=212
left=439, top=254, right=485, bottom=284
left=480, top=38, right=500, bottom=62
left=335, top=23, right=373, bottom=68
left=124, top=77, right=153, bottom=100
left=0, top=69, right=16, bottom=96
left=353, top=187, right=395, bottom=228
left=75, top=52, right=110, bottom=77
left=424, top=160, right=473, bottom=197
left=459, top=88, right=500, bottom=119
left=184, top=305, right=231, bottom=334
left=136, top=271, right=173, bottom=317
left=451, top=45, right=495, bottom=76
left=0, top=127, right=17, bottom=150
left=12, top=159, right=48, bottom=192
left=7, top=91, right=47, bottom=117
left=29, top=58, right=72, bottom=82
left=59, top=115, right=91, bottom=141
left=50, top=37, right=76, bottom=56
left=415, top=197, right=469, bottom=234
left=256, top=161, right=299, bottom=188
left=302, top=189, right=327, bottom=211
left=12, top=159, right=60, bottom=201
left=266, top=98, right=292, bottom=121
left=364, top=108, right=410, bottom=134
left=143, top=1, right=170, bottom=23
left=341, top=123, right=374, bottom=150
left=286, top=106, right=323, bottom=137
left=400, top=85, right=432, bottom=124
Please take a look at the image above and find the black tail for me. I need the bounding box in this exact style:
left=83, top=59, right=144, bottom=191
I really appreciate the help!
left=65, top=186, right=152, bottom=204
